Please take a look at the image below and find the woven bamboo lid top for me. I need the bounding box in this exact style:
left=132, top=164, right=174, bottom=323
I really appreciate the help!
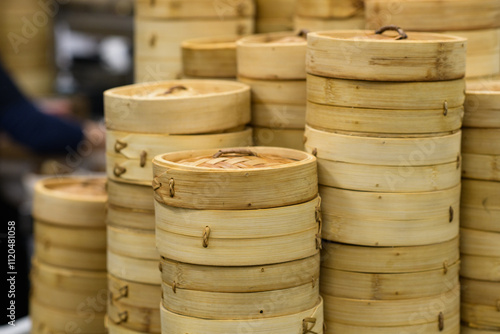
left=42, top=178, right=107, bottom=199
left=176, top=150, right=297, bottom=169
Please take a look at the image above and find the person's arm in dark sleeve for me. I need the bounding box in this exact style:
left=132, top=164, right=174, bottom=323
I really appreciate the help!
left=0, top=63, right=84, bottom=155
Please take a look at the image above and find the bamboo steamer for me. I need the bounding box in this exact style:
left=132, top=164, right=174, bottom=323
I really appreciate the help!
left=305, top=126, right=461, bottom=166
left=306, top=30, right=466, bottom=82
left=135, top=0, right=255, bottom=18
left=321, top=262, right=459, bottom=300
left=107, top=180, right=154, bottom=211
left=182, top=36, right=238, bottom=78
left=364, top=0, right=500, bottom=31
left=159, top=254, right=320, bottom=293
left=461, top=254, right=500, bottom=282
left=461, top=179, right=500, bottom=233
left=107, top=225, right=158, bottom=260
left=462, top=153, right=500, bottom=181
left=461, top=228, right=500, bottom=258
left=134, top=58, right=182, bottom=82
left=107, top=251, right=161, bottom=285
left=251, top=104, right=306, bottom=129
left=162, top=282, right=319, bottom=319
left=321, top=237, right=459, bottom=273
left=317, top=158, right=460, bottom=193
left=461, top=326, right=500, bottom=334
left=307, top=74, right=465, bottom=110
left=461, top=303, right=500, bottom=329
left=463, top=129, right=500, bottom=155
left=255, top=0, right=295, bottom=33
left=294, top=15, right=365, bottom=31
left=34, top=220, right=106, bottom=251
left=33, top=177, right=107, bottom=228
left=108, top=300, right=161, bottom=333
left=152, top=147, right=317, bottom=210
left=109, top=275, right=160, bottom=309
left=465, top=79, right=500, bottom=128
left=323, top=284, right=460, bottom=327
left=160, top=297, right=324, bottom=334
left=253, top=127, right=305, bottom=150
left=107, top=204, right=155, bottom=230
left=256, top=19, right=294, bottom=33
left=462, top=278, right=500, bottom=311
left=237, top=32, right=307, bottom=80
left=106, top=127, right=253, bottom=184
left=296, top=0, right=363, bottom=19
left=106, top=319, right=151, bottom=334
left=320, top=185, right=460, bottom=246
left=104, top=80, right=251, bottom=134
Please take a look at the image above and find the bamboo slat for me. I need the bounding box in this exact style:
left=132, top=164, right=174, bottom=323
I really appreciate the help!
left=461, top=228, right=500, bottom=258
left=317, top=159, right=460, bottom=192
left=463, top=128, right=500, bottom=155
left=296, top=0, right=363, bottom=18
left=305, top=126, right=461, bottom=166
left=320, top=185, right=460, bottom=246
left=461, top=278, right=500, bottom=307
left=462, top=153, right=500, bottom=181
left=182, top=36, right=237, bottom=78
left=152, top=147, right=317, bottom=210
left=160, top=254, right=320, bottom=293
left=108, top=274, right=160, bottom=309
left=160, top=298, right=324, bottom=334
left=162, top=282, right=319, bottom=319
left=106, top=318, right=151, bottom=334
left=461, top=326, right=500, bottom=334
left=465, top=79, right=500, bottom=128
left=34, top=220, right=106, bottom=251
left=321, top=262, right=459, bottom=300
left=107, top=225, right=158, bottom=260
left=253, top=127, right=306, bottom=150
left=321, top=237, right=459, bottom=273
left=306, top=102, right=463, bottom=134
left=461, top=254, right=500, bottom=281
left=307, top=74, right=465, bottom=110
left=255, top=0, right=295, bottom=20
left=107, top=180, right=154, bottom=211
left=255, top=19, right=294, bottom=33
left=306, top=30, right=466, bottom=81
left=135, top=0, right=255, bottom=18
left=104, top=80, right=251, bottom=134
left=33, top=177, right=107, bottom=227
left=107, top=251, right=161, bottom=285
left=237, top=32, right=306, bottom=80
left=364, top=0, right=500, bottom=31
left=107, top=204, right=155, bottom=230
left=461, top=179, right=500, bottom=232
left=251, top=104, right=306, bottom=129
left=294, top=15, right=365, bottom=31
left=461, top=303, right=500, bottom=329
left=323, top=284, right=460, bottom=327
left=107, top=300, right=161, bottom=333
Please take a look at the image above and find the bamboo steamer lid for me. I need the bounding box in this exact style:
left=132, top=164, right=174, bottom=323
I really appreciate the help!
left=322, top=237, right=459, bottom=273
left=237, top=31, right=307, bottom=80
left=461, top=179, right=500, bottom=233
left=107, top=250, right=161, bottom=285
left=307, top=74, right=465, bottom=110
left=321, top=262, right=459, bottom=300
left=106, top=127, right=253, bottom=184
left=160, top=297, right=324, bottom=334
left=152, top=147, right=317, bottom=210
left=306, top=29, right=466, bottom=81
left=364, top=0, right=500, bottom=31
left=463, top=128, right=500, bottom=155
left=461, top=228, right=500, bottom=258
left=33, top=177, right=107, bottom=228
left=317, top=158, right=460, bottom=192
left=182, top=36, right=238, bottom=78
left=107, top=180, right=154, bottom=211
left=107, top=204, right=155, bottom=230
left=294, top=15, right=366, bottom=31
left=104, top=80, right=251, bottom=134
left=106, top=318, right=151, bottom=334
left=107, top=225, right=158, bottom=260
left=461, top=254, right=500, bottom=281
left=108, top=299, right=161, bottom=333
left=323, top=284, right=460, bottom=327
left=465, top=79, right=500, bottom=128
left=160, top=254, right=320, bottom=293
left=253, top=127, right=306, bottom=150
left=135, top=0, right=254, bottom=18
left=461, top=326, right=500, bottom=334
left=320, top=185, right=460, bottom=246
left=462, top=153, right=500, bottom=181
left=305, top=126, right=461, bottom=166
left=296, top=0, right=363, bottom=19
left=34, top=220, right=106, bottom=251
left=109, top=274, right=160, bottom=309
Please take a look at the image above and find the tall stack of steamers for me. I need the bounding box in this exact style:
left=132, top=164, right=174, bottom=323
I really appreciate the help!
left=304, top=28, right=466, bottom=333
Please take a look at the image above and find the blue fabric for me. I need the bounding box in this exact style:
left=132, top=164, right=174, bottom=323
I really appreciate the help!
left=0, top=64, right=84, bottom=154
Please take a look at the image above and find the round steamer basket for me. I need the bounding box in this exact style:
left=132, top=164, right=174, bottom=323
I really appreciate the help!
left=32, top=177, right=107, bottom=228
left=294, top=15, right=366, bottom=32
left=107, top=300, right=161, bottom=333
left=461, top=254, right=500, bottom=282
left=107, top=204, right=156, bottom=231
left=461, top=327, right=500, bottom=334
left=364, top=0, right=500, bottom=31
left=152, top=147, right=317, bottom=210
left=107, top=180, right=154, bottom=211
left=319, top=185, right=460, bottom=246
left=108, top=274, right=161, bottom=309
left=182, top=36, right=238, bottom=78
left=160, top=297, right=324, bottom=334
left=160, top=254, right=320, bottom=293
left=237, top=31, right=307, bottom=80
left=107, top=225, right=158, bottom=260
left=461, top=228, right=500, bottom=258
left=321, top=237, right=459, bottom=273
left=106, top=318, right=151, bottom=334
left=107, top=250, right=161, bottom=285
left=253, top=127, right=306, bottom=151
left=461, top=278, right=500, bottom=329
left=462, top=128, right=500, bottom=155
left=321, top=261, right=459, bottom=300
left=462, top=153, right=500, bottom=181
left=464, top=79, right=500, bottom=127
left=104, top=80, right=250, bottom=134
left=306, top=30, right=466, bottom=81
left=135, top=0, right=255, bottom=19
left=256, top=18, right=294, bottom=34
left=296, top=0, right=364, bottom=19
left=134, top=58, right=182, bottom=82
left=461, top=179, right=500, bottom=233
left=106, top=127, right=253, bottom=184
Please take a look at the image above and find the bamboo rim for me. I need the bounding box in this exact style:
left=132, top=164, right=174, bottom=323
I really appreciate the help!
left=160, top=254, right=320, bottom=293
left=107, top=224, right=158, bottom=260
left=460, top=228, right=500, bottom=258
left=461, top=325, right=500, bottom=333
left=34, top=220, right=106, bottom=251
left=463, top=128, right=500, bottom=155
left=460, top=254, right=500, bottom=281
left=295, top=0, right=364, bottom=19
left=107, top=180, right=154, bottom=211
left=321, top=237, right=459, bottom=273
left=464, top=78, right=500, bottom=127
left=108, top=274, right=161, bottom=309
left=461, top=303, right=500, bottom=329
left=107, top=204, right=155, bottom=231
left=253, top=127, right=306, bottom=151
left=461, top=278, right=500, bottom=307
left=107, top=250, right=161, bottom=285
left=462, top=153, right=500, bottom=181
left=135, top=0, right=255, bottom=18
left=107, top=299, right=161, bottom=333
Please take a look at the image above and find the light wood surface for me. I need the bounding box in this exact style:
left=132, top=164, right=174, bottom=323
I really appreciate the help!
left=107, top=224, right=158, bottom=260
left=253, top=127, right=306, bottom=150
left=296, top=0, right=364, bottom=18
left=107, top=250, right=161, bottom=285
left=465, top=78, right=500, bottom=127
left=136, top=0, right=255, bottom=18
left=461, top=179, right=500, bottom=232
left=107, top=180, right=154, bottom=211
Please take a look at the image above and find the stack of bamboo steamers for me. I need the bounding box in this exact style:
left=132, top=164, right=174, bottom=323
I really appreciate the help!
left=104, top=80, right=252, bottom=334
left=152, top=147, right=323, bottom=334
left=304, top=28, right=465, bottom=332
left=31, top=177, right=107, bottom=334
left=460, top=80, right=500, bottom=333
